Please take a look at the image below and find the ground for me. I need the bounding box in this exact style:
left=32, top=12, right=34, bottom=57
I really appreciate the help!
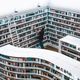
left=45, top=45, right=58, bottom=52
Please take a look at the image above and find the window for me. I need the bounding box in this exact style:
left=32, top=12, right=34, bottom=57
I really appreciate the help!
left=78, top=48, right=80, bottom=51
left=14, top=16, right=19, bottom=20
left=77, top=14, right=80, bottom=17
left=5, top=19, right=8, bottom=23
left=0, top=54, right=10, bottom=59
left=27, top=57, right=34, bottom=61
left=25, top=17, right=32, bottom=22
left=56, top=66, right=60, bottom=69
left=19, top=16, right=21, bottom=19
left=64, top=75, right=70, bottom=80
left=0, top=20, right=3, bottom=24
left=10, top=18, right=14, bottom=21
left=29, top=13, right=34, bottom=16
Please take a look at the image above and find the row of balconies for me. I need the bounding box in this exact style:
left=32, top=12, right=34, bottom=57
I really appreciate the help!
left=0, top=7, right=79, bottom=48
left=49, top=8, right=80, bottom=19
left=0, top=56, right=72, bottom=78
left=0, top=10, right=47, bottom=25
left=0, top=64, right=62, bottom=79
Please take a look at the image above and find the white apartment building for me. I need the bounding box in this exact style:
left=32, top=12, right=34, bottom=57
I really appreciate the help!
left=59, top=35, right=80, bottom=61
left=0, top=6, right=48, bottom=48
left=47, top=6, right=80, bottom=49
left=0, top=45, right=80, bottom=80
left=1, top=5, right=80, bottom=49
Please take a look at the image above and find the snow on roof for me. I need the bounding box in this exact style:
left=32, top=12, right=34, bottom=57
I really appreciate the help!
left=60, top=35, right=80, bottom=47
left=0, top=0, right=80, bottom=17
left=0, top=44, right=80, bottom=79
left=50, top=0, right=80, bottom=11
left=0, top=0, right=48, bottom=17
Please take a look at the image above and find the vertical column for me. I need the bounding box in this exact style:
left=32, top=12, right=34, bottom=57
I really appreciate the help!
left=54, top=64, right=56, bottom=69
left=59, top=40, right=61, bottom=53
left=16, top=73, right=17, bottom=78
left=41, top=77, right=44, bottom=80
left=30, top=75, right=31, bottom=79
left=61, top=75, right=64, bottom=80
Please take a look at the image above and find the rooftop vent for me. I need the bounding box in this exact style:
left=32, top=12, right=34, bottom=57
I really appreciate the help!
left=37, top=5, right=40, bottom=7
left=14, top=11, right=18, bottom=13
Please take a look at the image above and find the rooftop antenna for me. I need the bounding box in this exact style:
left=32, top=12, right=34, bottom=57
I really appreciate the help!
left=37, top=0, right=40, bottom=7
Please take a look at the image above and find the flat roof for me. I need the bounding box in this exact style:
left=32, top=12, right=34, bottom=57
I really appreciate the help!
left=0, top=0, right=80, bottom=17
left=0, top=0, right=47, bottom=17
left=60, top=35, right=80, bottom=47
left=0, top=44, right=80, bottom=79
left=50, top=0, right=80, bottom=12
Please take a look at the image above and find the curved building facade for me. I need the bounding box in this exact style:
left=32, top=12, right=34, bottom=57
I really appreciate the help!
left=0, top=45, right=80, bottom=80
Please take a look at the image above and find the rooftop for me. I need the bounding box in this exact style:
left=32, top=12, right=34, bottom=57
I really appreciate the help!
left=0, top=44, right=80, bottom=79
left=60, top=35, right=80, bottom=47
left=0, top=0, right=80, bottom=17
left=0, top=0, right=47, bottom=16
